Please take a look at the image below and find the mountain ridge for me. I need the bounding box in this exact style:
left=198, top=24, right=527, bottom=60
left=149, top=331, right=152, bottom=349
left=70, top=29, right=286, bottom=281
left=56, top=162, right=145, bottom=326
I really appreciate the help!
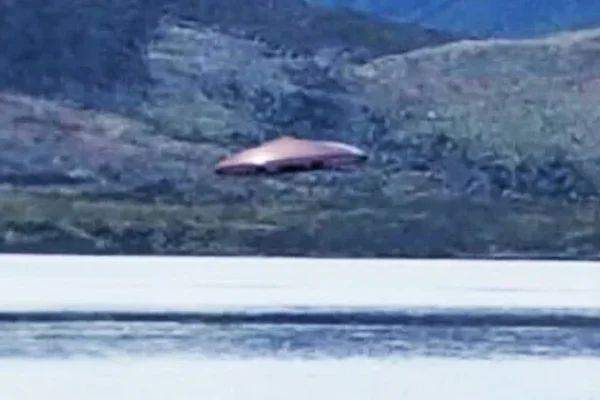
left=313, top=0, right=600, bottom=38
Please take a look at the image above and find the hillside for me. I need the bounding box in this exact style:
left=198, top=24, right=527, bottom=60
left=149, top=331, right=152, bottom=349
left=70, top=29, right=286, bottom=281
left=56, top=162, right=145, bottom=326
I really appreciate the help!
left=1, top=2, right=600, bottom=258
left=352, top=29, right=600, bottom=199
left=0, top=0, right=457, bottom=109
left=313, top=0, right=600, bottom=38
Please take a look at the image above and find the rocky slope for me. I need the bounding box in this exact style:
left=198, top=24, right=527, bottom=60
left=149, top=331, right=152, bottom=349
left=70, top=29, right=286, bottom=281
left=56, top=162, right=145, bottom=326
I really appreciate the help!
left=1, top=1, right=600, bottom=258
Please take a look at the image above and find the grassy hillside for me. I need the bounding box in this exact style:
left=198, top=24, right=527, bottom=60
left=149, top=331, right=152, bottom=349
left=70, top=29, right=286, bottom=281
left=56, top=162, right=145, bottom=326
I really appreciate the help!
left=353, top=29, right=600, bottom=199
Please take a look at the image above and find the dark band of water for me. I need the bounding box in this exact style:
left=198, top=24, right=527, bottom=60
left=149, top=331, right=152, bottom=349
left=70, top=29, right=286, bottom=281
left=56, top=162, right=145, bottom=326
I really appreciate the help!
left=2, top=321, right=600, bottom=360
left=1, top=308, right=600, bottom=327
left=3, top=308, right=599, bottom=360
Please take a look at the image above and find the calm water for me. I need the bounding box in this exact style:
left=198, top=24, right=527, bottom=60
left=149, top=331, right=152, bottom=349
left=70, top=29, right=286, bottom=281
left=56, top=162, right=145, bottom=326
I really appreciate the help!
left=2, top=317, right=600, bottom=400
left=3, top=357, right=600, bottom=400
left=2, top=312, right=600, bottom=359
left=1, top=258, right=599, bottom=399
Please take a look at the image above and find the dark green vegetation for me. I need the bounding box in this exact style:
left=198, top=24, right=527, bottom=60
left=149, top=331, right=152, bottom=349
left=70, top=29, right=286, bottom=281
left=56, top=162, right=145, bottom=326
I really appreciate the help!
left=2, top=186, right=600, bottom=258
left=1, top=0, right=600, bottom=258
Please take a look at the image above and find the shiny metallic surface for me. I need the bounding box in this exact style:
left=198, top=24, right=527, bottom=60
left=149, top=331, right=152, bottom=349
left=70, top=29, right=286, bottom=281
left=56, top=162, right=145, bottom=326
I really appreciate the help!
left=214, top=136, right=367, bottom=174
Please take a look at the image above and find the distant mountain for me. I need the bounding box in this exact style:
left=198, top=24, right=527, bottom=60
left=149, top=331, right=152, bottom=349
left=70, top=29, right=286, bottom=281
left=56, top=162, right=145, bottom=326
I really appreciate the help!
left=311, top=0, right=600, bottom=38
left=165, top=0, right=459, bottom=57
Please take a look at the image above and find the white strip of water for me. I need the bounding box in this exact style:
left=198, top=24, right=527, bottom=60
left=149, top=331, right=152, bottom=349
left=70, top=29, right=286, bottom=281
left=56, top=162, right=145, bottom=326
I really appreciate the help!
left=0, top=357, right=598, bottom=400
left=0, top=255, right=599, bottom=312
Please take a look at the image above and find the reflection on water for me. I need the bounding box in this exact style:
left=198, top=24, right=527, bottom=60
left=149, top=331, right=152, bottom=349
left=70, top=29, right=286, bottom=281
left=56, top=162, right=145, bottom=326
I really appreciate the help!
left=2, top=321, right=599, bottom=359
